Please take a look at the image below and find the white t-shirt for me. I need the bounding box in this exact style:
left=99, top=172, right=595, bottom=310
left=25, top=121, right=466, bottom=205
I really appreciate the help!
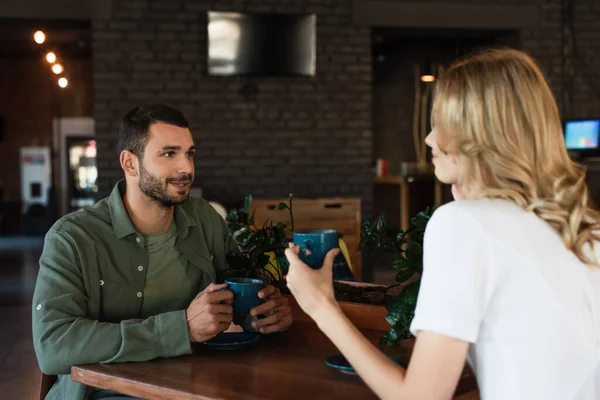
left=410, top=199, right=600, bottom=400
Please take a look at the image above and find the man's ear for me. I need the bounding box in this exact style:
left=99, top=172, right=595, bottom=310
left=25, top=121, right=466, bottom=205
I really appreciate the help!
left=120, top=150, right=138, bottom=178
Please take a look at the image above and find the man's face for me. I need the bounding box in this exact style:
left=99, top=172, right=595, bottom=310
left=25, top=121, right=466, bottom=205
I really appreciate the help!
left=137, top=122, right=195, bottom=208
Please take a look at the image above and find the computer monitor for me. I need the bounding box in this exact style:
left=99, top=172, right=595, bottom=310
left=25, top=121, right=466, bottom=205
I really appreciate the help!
left=564, top=119, right=600, bottom=158
left=564, top=119, right=600, bottom=150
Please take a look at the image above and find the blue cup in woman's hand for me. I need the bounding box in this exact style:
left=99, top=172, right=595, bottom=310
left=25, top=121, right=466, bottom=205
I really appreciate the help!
left=293, top=229, right=339, bottom=269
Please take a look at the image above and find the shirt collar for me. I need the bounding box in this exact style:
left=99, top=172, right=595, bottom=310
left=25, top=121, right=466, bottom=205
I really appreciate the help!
left=108, top=180, right=199, bottom=240
left=108, top=180, right=137, bottom=240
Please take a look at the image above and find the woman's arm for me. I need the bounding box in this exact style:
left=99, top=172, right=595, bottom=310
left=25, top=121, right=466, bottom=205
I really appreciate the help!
left=285, top=245, right=469, bottom=400
left=313, top=300, right=468, bottom=400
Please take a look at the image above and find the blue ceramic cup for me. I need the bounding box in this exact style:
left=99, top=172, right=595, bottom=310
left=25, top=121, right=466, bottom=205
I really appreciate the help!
left=224, top=277, right=265, bottom=314
left=293, top=229, right=339, bottom=269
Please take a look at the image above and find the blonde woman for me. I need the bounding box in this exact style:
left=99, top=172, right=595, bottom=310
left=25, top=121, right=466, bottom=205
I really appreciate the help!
left=285, top=48, right=600, bottom=400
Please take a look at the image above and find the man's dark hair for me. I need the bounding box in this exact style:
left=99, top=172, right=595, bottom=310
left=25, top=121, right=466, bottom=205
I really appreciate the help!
left=117, top=104, right=190, bottom=157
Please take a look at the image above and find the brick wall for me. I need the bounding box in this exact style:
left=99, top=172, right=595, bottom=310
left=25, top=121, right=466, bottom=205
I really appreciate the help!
left=93, top=0, right=373, bottom=214
left=93, top=0, right=600, bottom=216
left=529, top=0, right=600, bottom=119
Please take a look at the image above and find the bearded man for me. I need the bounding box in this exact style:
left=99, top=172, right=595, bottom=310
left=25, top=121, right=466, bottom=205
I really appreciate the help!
left=32, top=104, right=293, bottom=400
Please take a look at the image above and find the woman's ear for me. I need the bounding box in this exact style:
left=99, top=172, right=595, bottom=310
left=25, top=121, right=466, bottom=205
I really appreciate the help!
left=120, top=150, right=138, bottom=178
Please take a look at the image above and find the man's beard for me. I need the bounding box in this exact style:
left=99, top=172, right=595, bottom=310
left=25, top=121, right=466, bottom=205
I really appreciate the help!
left=138, top=162, right=192, bottom=208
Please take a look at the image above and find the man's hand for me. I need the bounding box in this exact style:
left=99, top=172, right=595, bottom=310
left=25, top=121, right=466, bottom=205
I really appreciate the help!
left=186, top=283, right=233, bottom=342
left=249, top=285, right=293, bottom=334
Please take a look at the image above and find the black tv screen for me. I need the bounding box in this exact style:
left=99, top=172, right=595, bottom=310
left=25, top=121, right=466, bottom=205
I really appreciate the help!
left=207, top=11, right=316, bottom=77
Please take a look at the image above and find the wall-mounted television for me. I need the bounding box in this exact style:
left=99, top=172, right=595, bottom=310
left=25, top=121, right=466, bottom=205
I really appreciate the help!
left=207, top=11, right=316, bottom=77
left=564, top=119, right=600, bottom=157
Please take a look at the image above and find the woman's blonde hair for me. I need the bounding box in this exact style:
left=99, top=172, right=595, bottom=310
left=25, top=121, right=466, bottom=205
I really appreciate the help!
left=432, top=48, right=600, bottom=266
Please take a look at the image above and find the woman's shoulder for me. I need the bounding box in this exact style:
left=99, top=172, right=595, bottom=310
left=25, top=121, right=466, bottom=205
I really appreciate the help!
left=428, top=199, right=536, bottom=241
left=432, top=198, right=523, bottom=223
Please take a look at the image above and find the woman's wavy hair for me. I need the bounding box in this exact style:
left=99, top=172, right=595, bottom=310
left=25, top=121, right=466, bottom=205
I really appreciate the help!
left=432, top=47, right=600, bottom=266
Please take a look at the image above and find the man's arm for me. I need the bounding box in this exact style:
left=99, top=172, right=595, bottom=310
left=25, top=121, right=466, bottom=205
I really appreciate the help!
left=32, top=231, right=192, bottom=376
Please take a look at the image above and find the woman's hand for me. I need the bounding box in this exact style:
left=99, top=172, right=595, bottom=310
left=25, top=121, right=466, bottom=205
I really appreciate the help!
left=284, top=243, right=340, bottom=321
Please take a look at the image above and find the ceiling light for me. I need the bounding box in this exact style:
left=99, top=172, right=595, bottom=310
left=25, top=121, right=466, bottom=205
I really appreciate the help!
left=46, top=52, right=56, bottom=63
left=33, top=31, right=46, bottom=44
left=52, top=64, right=64, bottom=74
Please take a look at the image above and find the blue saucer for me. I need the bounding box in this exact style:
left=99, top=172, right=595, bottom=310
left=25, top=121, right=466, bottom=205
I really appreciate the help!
left=203, top=332, right=260, bottom=350
left=325, top=354, right=401, bottom=375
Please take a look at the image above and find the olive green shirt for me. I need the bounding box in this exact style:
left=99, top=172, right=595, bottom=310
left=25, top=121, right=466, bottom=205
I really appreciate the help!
left=32, top=181, right=236, bottom=400
left=141, top=221, right=204, bottom=317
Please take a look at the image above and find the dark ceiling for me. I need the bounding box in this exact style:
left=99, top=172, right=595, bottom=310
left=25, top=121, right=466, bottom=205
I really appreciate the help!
left=0, top=18, right=91, bottom=59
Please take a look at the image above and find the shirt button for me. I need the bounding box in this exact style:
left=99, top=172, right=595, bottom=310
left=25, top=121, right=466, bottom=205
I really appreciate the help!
left=210, top=254, right=214, bottom=260
left=137, top=292, right=143, bottom=298
left=138, top=266, right=144, bottom=271
left=136, top=237, right=141, bottom=243
left=36, top=304, right=42, bottom=310
left=100, top=280, right=104, bottom=286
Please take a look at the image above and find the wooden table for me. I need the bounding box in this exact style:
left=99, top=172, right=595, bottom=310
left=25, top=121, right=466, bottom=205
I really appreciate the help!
left=72, top=321, right=477, bottom=399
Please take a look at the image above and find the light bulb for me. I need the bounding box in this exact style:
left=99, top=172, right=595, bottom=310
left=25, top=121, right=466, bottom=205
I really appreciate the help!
left=52, top=64, right=64, bottom=74
left=33, top=31, right=46, bottom=44
left=46, top=52, right=56, bottom=63
left=58, top=77, right=68, bottom=88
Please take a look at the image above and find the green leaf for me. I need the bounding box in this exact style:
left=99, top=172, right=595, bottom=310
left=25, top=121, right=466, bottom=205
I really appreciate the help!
left=248, top=210, right=256, bottom=227
left=394, top=267, right=414, bottom=283
left=395, top=231, right=406, bottom=243
left=274, top=202, right=289, bottom=210
left=236, top=229, right=252, bottom=246
left=226, top=210, right=239, bottom=224
left=228, top=223, right=243, bottom=234
left=385, top=294, right=406, bottom=319
left=385, top=306, right=402, bottom=325
left=405, top=281, right=420, bottom=295
left=403, top=293, right=418, bottom=307
left=275, top=222, right=287, bottom=240
left=380, top=324, right=403, bottom=347
left=375, top=214, right=386, bottom=232
left=409, top=209, right=432, bottom=232
left=392, top=256, right=409, bottom=271
left=243, top=194, right=253, bottom=214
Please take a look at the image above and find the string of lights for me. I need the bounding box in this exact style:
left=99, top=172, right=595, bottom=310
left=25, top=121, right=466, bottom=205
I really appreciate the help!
left=33, top=30, right=69, bottom=88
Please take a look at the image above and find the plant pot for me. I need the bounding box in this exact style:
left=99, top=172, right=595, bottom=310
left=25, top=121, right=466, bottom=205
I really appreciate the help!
left=286, top=284, right=390, bottom=333
left=333, top=280, right=390, bottom=306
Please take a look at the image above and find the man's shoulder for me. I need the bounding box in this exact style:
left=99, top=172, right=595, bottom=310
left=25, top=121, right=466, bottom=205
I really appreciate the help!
left=47, top=197, right=112, bottom=240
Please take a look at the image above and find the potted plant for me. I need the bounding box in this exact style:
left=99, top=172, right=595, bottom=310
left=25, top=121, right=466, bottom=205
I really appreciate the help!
left=219, top=193, right=295, bottom=292
left=358, top=210, right=431, bottom=346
